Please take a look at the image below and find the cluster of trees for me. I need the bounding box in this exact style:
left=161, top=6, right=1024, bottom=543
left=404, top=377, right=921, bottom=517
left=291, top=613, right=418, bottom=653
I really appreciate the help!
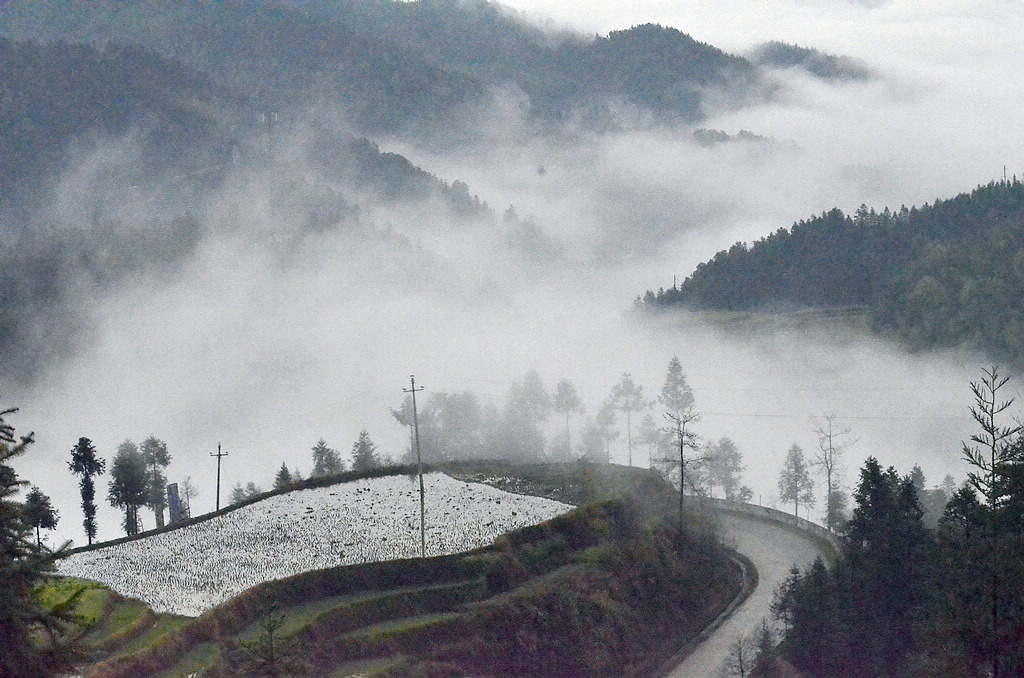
left=641, top=180, right=1024, bottom=368
left=775, top=367, right=1024, bottom=676
left=387, top=361, right=753, bottom=505
left=0, top=408, right=74, bottom=676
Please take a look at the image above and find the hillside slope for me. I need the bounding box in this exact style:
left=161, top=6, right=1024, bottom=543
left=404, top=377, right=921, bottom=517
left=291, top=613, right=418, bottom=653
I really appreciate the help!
left=0, top=1, right=760, bottom=129
left=641, top=180, right=1024, bottom=365
left=64, top=464, right=741, bottom=678
left=57, top=472, right=572, bottom=617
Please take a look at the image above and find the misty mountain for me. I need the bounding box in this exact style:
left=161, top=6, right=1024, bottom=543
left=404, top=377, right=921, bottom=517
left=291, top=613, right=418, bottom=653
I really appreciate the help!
left=749, top=41, right=873, bottom=81
left=0, top=38, right=239, bottom=201
left=640, top=180, right=1024, bottom=365
left=0, top=1, right=762, bottom=132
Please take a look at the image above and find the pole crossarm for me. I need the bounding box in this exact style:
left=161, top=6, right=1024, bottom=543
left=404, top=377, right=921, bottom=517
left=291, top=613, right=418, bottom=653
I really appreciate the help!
left=209, top=443, right=228, bottom=512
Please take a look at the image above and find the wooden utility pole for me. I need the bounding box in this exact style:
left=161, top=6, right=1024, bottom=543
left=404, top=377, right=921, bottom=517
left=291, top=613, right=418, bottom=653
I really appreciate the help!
left=404, top=376, right=426, bottom=558
left=210, top=443, right=228, bottom=511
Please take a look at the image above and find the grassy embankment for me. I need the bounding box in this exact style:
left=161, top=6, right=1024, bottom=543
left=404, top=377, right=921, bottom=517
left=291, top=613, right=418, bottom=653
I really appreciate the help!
left=57, top=461, right=743, bottom=677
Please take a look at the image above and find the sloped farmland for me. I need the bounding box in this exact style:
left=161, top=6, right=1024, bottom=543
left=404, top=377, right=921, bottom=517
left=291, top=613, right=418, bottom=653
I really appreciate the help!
left=56, top=472, right=573, bottom=617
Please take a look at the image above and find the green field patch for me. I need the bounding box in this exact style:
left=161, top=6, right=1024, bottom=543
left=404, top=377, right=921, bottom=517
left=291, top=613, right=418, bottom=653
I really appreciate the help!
left=150, top=641, right=220, bottom=678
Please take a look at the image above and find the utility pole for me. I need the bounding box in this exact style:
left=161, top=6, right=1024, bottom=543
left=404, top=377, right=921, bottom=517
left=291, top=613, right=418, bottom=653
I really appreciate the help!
left=404, top=376, right=426, bottom=558
left=210, top=443, right=227, bottom=512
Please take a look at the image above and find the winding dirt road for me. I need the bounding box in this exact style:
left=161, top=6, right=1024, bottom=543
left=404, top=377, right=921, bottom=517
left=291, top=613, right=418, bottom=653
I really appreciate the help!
left=666, top=511, right=829, bottom=677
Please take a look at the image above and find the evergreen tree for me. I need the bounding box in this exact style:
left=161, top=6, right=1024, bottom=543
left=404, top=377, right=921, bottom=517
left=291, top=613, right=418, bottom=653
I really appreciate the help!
left=310, top=439, right=344, bottom=477
left=140, top=435, right=171, bottom=529
left=778, top=444, right=814, bottom=518
left=23, top=486, right=58, bottom=549
left=659, top=356, right=695, bottom=419
left=0, top=408, right=71, bottom=676
left=273, top=463, right=292, bottom=490
left=351, top=430, right=379, bottom=473
left=244, top=482, right=263, bottom=499
left=67, top=436, right=105, bottom=545
left=229, top=483, right=247, bottom=505
left=107, top=440, right=148, bottom=536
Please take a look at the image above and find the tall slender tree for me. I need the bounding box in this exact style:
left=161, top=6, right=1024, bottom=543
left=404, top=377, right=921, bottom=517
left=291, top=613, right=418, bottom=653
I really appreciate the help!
left=553, top=379, right=583, bottom=459
left=810, top=413, right=855, bottom=532
left=611, top=372, right=652, bottom=466
left=961, top=366, right=1022, bottom=678
left=68, top=437, right=105, bottom=545
left=778, top=444, right=814, bottom=518
left=140, top=436, right=171, bottom=528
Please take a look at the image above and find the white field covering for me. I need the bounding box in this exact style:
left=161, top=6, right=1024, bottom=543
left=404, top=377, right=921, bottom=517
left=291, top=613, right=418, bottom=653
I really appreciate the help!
left=56, top=472, right=572, bottom=617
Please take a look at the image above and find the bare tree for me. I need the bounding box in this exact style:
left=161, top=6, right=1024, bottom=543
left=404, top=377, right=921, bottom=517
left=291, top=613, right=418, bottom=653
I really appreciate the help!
left=179, top=475, right=198, bottom=519
left=662, top=410, right=706, bottom=537
left=810, top=413, right=855, bottom=531
left=721, top=632, right=754, bottom=678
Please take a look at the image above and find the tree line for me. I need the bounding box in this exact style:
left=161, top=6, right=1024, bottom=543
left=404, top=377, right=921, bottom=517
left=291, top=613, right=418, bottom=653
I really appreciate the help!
left=773, top=366, right=1024, bottom=677
left=640, top=180, right=1024, bottom=368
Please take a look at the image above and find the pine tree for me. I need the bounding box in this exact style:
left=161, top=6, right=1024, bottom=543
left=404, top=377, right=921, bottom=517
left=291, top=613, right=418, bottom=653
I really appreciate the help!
left=659, top=356, right=695, bottom=419
left=778, top=444, right=814, bottom=518
left=0, top=408, right=71, bottom=676
left=351, top=430, right=379, bottom=473
left=310, top=439, right=344, bottom=477
left=140, top=436, right=171, bottom=528
left=229, top=483, right=247, bottom=505
left=68, top=437, right=105, bottom=545
left=273, top=463, right=291, bottom=490
left=23, top=486, right=58, bottom=549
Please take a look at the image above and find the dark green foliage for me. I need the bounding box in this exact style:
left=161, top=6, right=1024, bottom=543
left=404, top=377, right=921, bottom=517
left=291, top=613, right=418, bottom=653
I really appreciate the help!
left=749, top=41, right=872, bottom=81
left=642, top=181, right=1024, bottom=367
left=24, top=486, right=59, bottom=549
left=107, top=441, right=148, bottom=536
left=68, top=437, right=105, bottom=545
left=777, top=457, right=933, bottom=677
left=273, top=463, right=292, bottom=491
left=351, top=430, right=380, bottom=474
left=0, top=408, right=71, bottom=676
left=310, top=439, right=344, bottom=478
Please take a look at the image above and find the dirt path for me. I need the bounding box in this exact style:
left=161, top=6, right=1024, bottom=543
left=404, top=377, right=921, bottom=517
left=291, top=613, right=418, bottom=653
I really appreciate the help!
left=665, top=512, right=828, bottom=677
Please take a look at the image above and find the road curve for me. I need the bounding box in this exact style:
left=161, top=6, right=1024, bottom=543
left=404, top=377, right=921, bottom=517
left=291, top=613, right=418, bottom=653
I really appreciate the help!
left=666, top=511, right=829, bottom=677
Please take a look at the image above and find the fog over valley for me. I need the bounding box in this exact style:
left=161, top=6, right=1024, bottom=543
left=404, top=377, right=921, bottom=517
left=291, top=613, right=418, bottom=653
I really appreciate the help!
left=2, top=0, right=1020, bottom=547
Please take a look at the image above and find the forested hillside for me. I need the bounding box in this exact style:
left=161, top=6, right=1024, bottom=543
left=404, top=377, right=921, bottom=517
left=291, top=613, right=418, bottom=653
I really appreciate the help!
left=0, top=1, right=760, bottom=129
left=0, top=38, right=236, bottom=195
left=641, top=180, right=1024, bottom=364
